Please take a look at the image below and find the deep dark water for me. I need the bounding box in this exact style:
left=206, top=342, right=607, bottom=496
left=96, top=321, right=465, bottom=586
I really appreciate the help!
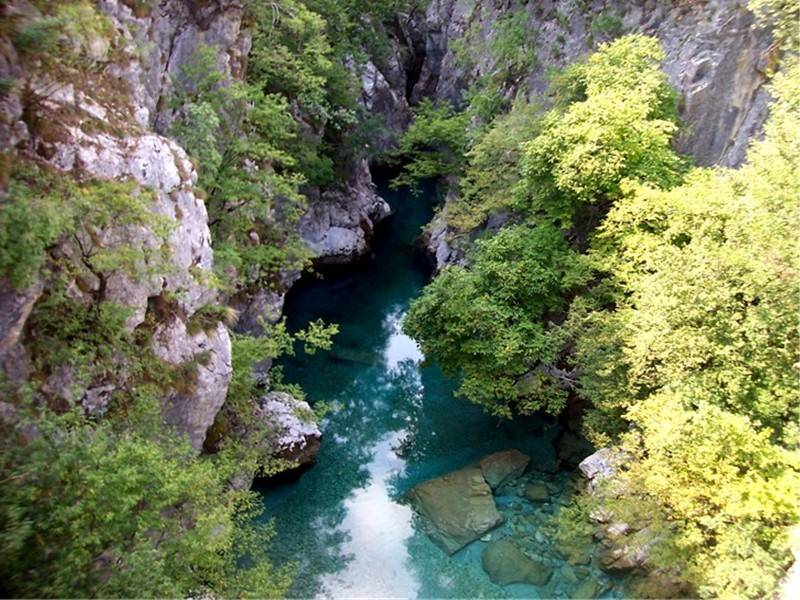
left=254, top=177, right=608, bottom=598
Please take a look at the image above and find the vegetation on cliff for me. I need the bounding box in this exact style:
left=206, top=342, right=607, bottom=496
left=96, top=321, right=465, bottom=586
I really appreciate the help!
left=0, top=0, right=389, bottom=596
left=401, top=28, right=799, bottom=598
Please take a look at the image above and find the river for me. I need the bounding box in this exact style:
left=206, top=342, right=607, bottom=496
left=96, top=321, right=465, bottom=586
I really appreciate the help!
left=254, top=176, right=610, bottom=598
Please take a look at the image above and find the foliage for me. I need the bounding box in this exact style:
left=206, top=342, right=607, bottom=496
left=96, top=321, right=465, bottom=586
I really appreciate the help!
left=390, top=98, right=469, bottom=191
left=749, top=0, right=800, bottom=52
left=590, top=11, right=624, bottom=40
left=168, top=45, right=311, bottom=293
left=0, top=161, right=169, bottom=290
left=564, top=56, right=800, bottom=598
left=13, top=1, right=115, bottom=68
left=443, top=98, right=542, bottom=232
left=619, top=395, right=799, bottom=599
left=406, top=34, right=799, bottom=597
left=404, top=223, right=589, bottom=417
left=0, top=398, right=293, bottom=598
left=520, top=35, right=685, bottom=223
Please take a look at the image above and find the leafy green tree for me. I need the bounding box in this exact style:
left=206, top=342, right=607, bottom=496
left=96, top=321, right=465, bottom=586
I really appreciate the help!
left=562, top=54, right=800, bottom=599
left=520, top=34, right=685, bottom=223
left=404, top=223, right=589, bottom=417
left=390, top=98, right=469, bottom=191
left=0, top=396, right=293, bottom=598
left=442, top=98, right=542, bottom=233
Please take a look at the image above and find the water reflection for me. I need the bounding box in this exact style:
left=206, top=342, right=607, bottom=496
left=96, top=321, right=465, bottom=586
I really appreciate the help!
left=320, top=432, right=419, bottom=598
left=382, top=306, right=423, bottom=371
left=256, top=178, right=562, bottom=598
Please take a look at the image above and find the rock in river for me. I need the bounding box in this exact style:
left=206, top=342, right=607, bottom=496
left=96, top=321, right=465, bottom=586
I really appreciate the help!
left=479, top=449, right=531, bottom=490
left=524, top=481, right=550, bottom=502
left=481, top=538, right=553, bottom=586
left=407, top=466, right=503, bottom=554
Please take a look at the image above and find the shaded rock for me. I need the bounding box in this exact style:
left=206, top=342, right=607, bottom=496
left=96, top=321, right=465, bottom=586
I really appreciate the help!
left=556, top=431, right=594, bottom=467
left=479, top=449, right=531, bottom=490
left=408, top=466, right=503, bottom=554
left=481, top=538, right=553, bottom=586
left=300, top=159, right=391, bottom=265
left=423, top=208, right=468, bottom=272
left=523, top=481, right=550, bottom=502
left=561, top=563, right=579, bottom=583
left=0, top=280, right=41, bottom=382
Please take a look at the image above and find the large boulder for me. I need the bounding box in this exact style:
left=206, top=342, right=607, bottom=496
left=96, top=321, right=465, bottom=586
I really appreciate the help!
left=299, top=159, right=391, bottom=265
left=481, top=538, right=553, bottom=586
left=258, top=392, right=322, bottom=468
left=152, top=318, right=233, bottom=452
left=408, top=466, right=504, bottom=554
left=479, top=448, right=531, bottom=490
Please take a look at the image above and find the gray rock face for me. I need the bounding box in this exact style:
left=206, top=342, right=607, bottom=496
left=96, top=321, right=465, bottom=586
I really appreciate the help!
left=152, top=319, right=233, bottom=452
left=403, top=0, right=773, bottom=167
left=481, top=538, right=554, bottom=586
left=479, top=448, right=531, bottom=490
left=300, top=159, right=391, bottom=265
left=423, top=211, right=468, bottom=273
left=98, top=0, right=251, bottom=131
left=0, top=281, right=42, bottom=381
left=557, top=431, right=595, bottom=467
left=407, top=465, right=504, bottom=554
left=258, top=391, right=322, bottom=469
left=579, top=448, right=619, bottom=490
left=370, top=0, right=777, bottom=269
left=360, top=59, right=412, bottom=153
left=0, top=1, right=245, bottom=451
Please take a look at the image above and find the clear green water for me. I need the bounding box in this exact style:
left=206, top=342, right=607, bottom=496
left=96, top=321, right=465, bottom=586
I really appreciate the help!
left=254, top=179, right=618, bottom=598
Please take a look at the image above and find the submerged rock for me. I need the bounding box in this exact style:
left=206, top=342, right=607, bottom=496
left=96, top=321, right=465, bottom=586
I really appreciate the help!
left=481, top=538, right=553, bottom=586
left=571, top=579, right=599, bottom=599
left=407, top=466, right=503, bottom=554
left=524, top=481, right=550, bottom=503
left=479, top=449, right=531, bottom=490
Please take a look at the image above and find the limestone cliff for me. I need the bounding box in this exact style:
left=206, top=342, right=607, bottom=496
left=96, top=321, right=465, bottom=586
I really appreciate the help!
left=362, top=0, right=778, bottom=269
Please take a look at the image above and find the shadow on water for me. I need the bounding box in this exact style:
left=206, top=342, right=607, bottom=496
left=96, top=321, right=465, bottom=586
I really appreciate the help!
left=253, top=176, right=565, bottom=598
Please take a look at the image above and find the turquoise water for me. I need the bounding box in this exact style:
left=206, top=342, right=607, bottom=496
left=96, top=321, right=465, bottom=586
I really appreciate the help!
left=254, top=178, right=617, bottom=598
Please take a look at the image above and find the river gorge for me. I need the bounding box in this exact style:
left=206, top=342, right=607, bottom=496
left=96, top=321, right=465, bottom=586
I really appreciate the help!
left=253, top=176, right=617, bottom=598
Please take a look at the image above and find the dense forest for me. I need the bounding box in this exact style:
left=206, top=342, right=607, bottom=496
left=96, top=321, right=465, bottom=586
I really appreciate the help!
left=0, top=0, right=797, bottom=598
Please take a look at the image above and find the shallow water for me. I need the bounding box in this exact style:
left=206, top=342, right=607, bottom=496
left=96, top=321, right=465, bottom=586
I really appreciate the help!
left=254, top=178, right=618, bottom=598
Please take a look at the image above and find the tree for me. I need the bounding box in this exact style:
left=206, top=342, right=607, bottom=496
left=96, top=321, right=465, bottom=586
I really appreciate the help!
left=404, top=223, right=589, bottom=417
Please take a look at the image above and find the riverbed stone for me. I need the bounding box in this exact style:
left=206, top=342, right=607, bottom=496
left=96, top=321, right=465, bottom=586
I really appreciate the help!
left=407, top=466, right=504, bottom=554
left=524, top=481, right=550, bottom=502
left=479, top=449, right=531, bottom=490
left=481, top=538, right=553, bottom=586
left=572, top=579, right=599, bottom=599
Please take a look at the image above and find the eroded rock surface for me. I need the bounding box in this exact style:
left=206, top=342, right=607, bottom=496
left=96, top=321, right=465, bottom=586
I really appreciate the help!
left=479, top=448, right=531, bottom=490
left=258, top=391, right=322, bottom=469
left=300, top=160, right=391, bottom=265
left=481, top=538, right=553, bottom=586
left=152, top=319, right=233, bottom=452
left=407, top=465, right=504, bottom=554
